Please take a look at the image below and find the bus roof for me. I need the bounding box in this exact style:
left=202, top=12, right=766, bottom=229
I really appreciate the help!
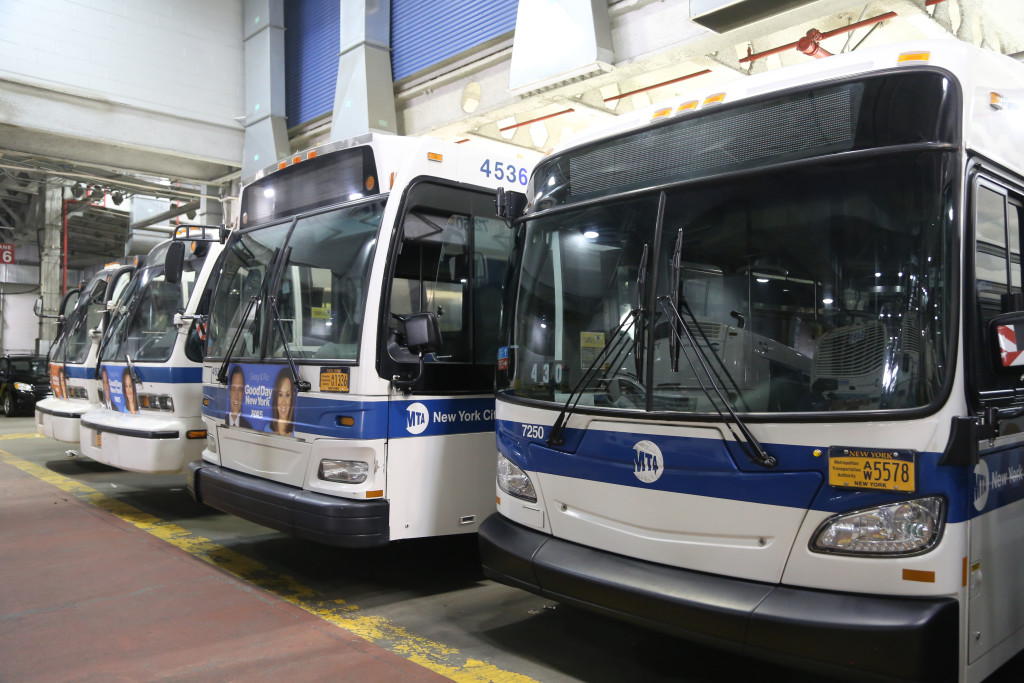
left=243, top=133, right=540, bottom=195
left=552, top=40, right=1024, bottom=173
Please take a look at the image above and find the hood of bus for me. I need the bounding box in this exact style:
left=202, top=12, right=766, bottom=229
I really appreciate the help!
left=499, top=415, right=824, bottom=584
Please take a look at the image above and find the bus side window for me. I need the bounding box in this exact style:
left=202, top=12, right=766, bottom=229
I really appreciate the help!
left=972, top=180, right=1024, bottom=397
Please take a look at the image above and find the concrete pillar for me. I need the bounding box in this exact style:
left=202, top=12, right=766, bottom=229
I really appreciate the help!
left=330, top=0, right=398, bottom=141
left=37, top=186, right=64, bottom=350
left=241, top=0, right=290, bottom=179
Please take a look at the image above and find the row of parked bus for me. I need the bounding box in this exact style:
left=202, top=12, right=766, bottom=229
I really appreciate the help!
left=32, top=42, right=1024, bottom=683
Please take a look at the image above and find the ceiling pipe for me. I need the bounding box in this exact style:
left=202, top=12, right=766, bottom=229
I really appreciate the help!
left=499, top=108, right=576, bottom=132
left=797, top=30, right=832, bottom=59
left=604, top=69, right=713, bottom=103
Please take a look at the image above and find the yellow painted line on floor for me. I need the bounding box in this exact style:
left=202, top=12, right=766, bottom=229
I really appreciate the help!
left=0, top=442, right=537, bottom=683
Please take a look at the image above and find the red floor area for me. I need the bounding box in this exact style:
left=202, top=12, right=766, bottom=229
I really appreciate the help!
left=0, top=459, right=447, bottom=682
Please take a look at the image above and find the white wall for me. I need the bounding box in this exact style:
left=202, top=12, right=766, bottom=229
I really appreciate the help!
left=1, top=293, right=41, bottom=355
left=0, top=0, right=243, bottom=126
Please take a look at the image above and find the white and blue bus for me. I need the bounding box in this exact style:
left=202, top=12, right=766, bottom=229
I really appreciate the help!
left=188, top=134, right=536, bottom=546
left=78, top=229, right=225, bottom=473
left=35, top=263, right=135, bottom=444
left=481, top=42, right=1024, bottom=682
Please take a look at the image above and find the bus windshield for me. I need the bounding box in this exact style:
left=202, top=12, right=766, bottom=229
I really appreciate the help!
left=51, top=292, right=106, bottom=365
left=207, top=199, right=385, bottom=362
left=102, top=243, right=205, bottom=364
left=504, top=150, right=956, bottom=415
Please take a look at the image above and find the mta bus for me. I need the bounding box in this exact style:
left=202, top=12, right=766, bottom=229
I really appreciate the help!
left=481, top=42, right=1024, bottom=682
left=188, top=134, right=536, bottom=546
left=35, top=263, right=135, bottom=443
left=78, top=229, right=225, bottom=473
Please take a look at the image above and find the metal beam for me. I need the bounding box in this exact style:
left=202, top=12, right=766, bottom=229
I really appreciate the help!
left=128, top=200, right=201, bottom=230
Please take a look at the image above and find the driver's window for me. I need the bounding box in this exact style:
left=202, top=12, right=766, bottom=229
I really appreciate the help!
left=973, top=179, right=1024, bottom=397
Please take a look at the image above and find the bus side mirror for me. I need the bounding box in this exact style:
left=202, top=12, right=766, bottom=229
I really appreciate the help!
left=392, top=312, right=441, bottom=395
left=33, top=296, right=43, bottom=317
left=990, top=312, right=1024, bottom=372
left=404, top=312, right=441, bottom=355
left=495, top=187, right=527, bottom=222
left=165, top=241, right=186, bottom=285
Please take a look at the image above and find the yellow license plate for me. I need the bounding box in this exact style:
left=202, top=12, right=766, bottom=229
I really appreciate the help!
left=828, top=447, right=916, bottom=492
left=320, top=367, right=349, bottom=393
left=94, top=432, right=102, bottom=448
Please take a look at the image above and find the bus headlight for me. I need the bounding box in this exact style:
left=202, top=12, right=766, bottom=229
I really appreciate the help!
left=318, top=459, right=368, bottom=484
left=14, top=382, right=32, bottom=392
left=497, top=453, right=536, bottom=503
left=811, top=496, right=945, bottom=555
left=139, top=394, right=174, bottom=412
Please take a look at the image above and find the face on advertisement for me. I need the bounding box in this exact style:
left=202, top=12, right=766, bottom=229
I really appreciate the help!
left=270, top=370, right=294, bottom=436
left=102, top=368, right=110, bottom=409
left=229, top=366, right=244, bottom=418
left=122, top=368, right=138, bottom=414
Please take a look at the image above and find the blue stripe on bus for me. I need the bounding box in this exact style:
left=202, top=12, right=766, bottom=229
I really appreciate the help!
left=102, top=363, right=202, bottom=384
left=204, top=387, right=494, bottom=440
left=497, top=419, right=975, bottom=524
left=63, top=365, right=95, bottom=380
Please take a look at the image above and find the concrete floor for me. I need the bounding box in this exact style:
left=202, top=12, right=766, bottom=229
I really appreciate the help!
left=2, top=415, right=1023, bottom=682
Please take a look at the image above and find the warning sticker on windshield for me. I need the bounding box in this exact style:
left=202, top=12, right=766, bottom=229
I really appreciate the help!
left=580, top=332, right=606, bottom=369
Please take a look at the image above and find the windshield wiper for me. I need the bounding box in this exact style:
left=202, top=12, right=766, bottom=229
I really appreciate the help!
left=547, top=242, right=651, bottom=447
left=268, top=295, right=311, bottom=392
left=546, top=307, right=641, bottom=447
left=666, top=228, right=749, bottom=409
left=657, top=296, right=776, bottom=468
left=633, top=243, right=648, bottom=379
left=216, top=248, right=279, bottom=384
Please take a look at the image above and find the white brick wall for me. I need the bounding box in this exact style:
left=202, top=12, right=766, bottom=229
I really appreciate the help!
left=0, top=0, right=243, bottom=127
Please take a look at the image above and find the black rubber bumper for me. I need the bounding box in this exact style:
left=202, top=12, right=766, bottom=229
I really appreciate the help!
left=187, top=460, right=389, bottom=548
left=479, top=514, right=958, bottom=683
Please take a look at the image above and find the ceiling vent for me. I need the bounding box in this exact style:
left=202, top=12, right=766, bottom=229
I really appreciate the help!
left=690, top=0, right=819, bottom=34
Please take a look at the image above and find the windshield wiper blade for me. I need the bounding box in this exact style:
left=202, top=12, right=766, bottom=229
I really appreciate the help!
left=547, top=307, right=641, bottom=447
left=269, top=295, right=311, bottom=392
left=216, top=249, right=280, bottom=384
left=633, top=243, right=649, bottom=379
left=657, top=296, right=776, bottom=468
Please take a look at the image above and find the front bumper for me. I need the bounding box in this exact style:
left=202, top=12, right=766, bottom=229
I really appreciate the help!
left=79, top=411, right=201, bottom=474
left=479, top=514, right=958, bottom=683
left=35, top=399, right=98, bottom=443
left=187, top=460, right=389, bottom=547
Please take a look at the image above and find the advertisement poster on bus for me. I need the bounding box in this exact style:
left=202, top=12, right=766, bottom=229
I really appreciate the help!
left=102, top=365, right=139, bottom=414
left=223, top=363, right=296, bottom=436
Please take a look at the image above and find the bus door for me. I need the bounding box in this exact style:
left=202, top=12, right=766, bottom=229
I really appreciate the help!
left=966, top=172, right=1024, bottom=664
left=381, top=181, right=511, bottom=538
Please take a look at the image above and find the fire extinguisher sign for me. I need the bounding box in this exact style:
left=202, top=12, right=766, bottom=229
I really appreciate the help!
left=0, top=243, right=13, bottom=265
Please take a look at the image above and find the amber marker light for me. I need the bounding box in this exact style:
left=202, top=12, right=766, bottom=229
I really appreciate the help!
left=703, top=93, right=727, bottom=106
left=365, top=175, right=376, bottom=191
left=651, top=107, right=672, bottom=120
left=186, top=430, right=208, bottom=440
left=278, top=161, right=287, bottom=170
left=897, top=51, right=930, bottom=63
left=337, top=416, right=355, bottom=427
left=427, top=152, right=444, bottom=162
left=307, top=150, right=317, bottom=159
left=676, top=100, right=699, bottom=114
left=366, top=490, right=384, bottom=499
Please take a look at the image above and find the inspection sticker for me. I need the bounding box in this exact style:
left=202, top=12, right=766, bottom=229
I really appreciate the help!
left=319, top=367, right=350, bottom=393
left=828, top=446, right=916, bottom=492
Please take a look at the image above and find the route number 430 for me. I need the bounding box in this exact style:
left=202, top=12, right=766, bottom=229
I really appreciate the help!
left=480, top=160, right=528, bottom=186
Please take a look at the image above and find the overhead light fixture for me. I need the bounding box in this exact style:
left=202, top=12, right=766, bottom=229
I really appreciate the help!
left=186, top=209, right=197, bottom=220
left=71, top=183, right=85, bottom=199
left=111, top=191, right=124, bottom=206
left=91, top=186, right=105, bottom=199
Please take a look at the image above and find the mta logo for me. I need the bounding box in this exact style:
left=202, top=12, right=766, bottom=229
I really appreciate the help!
left=973, top=460, right=990, bottom=512
left=405, top=402, right=429, bottom=435
left=632, top=440, right=663, bottom=484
